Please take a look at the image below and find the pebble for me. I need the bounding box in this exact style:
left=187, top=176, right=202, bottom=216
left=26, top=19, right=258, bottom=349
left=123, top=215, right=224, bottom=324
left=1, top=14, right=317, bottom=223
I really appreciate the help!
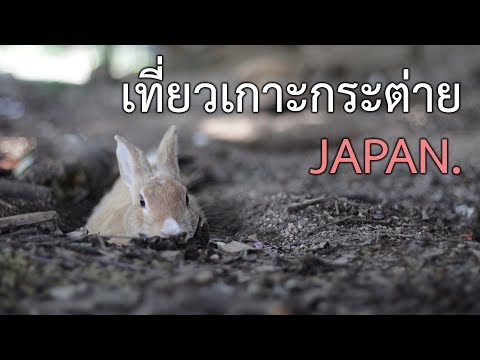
left=210, top=254, right=220, bottom=261
left=285, top=278, right=300, bottom=290
left=194, top=270, right=214, bottom=284
left=236, top=272, right=252, bottom=283
left=253, top=241, right=263, bottom=249
left=319, top=241, right=330, bottom=249
left=49, top=284, right=88, bottom=301
left=90, top=288, right=138, bottom=307
left=246, top=283, right=261, bottom=295
left=159, top=250, right=181, bottom=262
left=247, top=234, right=258, bottom=242
left=244, top=253, right=257, bottom=262
left=216, top=241, right=255, bottom=253
left=256, top=265, right=276, bottom=273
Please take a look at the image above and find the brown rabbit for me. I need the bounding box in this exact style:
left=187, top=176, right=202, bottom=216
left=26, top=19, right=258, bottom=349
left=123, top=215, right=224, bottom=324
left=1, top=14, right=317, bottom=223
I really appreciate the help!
left=85, top=125, right=205, bottom=245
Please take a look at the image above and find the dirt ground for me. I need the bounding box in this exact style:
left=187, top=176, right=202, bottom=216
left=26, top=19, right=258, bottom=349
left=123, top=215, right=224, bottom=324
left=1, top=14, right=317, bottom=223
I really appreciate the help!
left=1, top=45, right=480, bottom=314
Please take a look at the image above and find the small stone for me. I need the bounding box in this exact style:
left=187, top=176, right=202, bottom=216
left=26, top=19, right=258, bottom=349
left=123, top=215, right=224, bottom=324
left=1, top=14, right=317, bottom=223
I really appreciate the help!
left=332, top=255, right=351, bottom=265
left=372, top=211, right=385, bottom=220
left=455, top=205, right=475, bottom=218
left=210, top=254, right=220, bottom=261
left=246, top=283, right=261, bottom=295
left=159, top=250, right=181, bottom=261
left=215, top=241, right=255, bottom=253
left=244, top=253, right=257, bottom=262
left=194, top=270, right=214, bottom=284
left=257, top=265, right=275, bottom=272
left=318, top=241, right=330, bottom=249
left=253, top=241, right=263, bottom=249
left=247, top=234, right=258, bottom=242
left=285, top=278, right=299, bottom=290
left=49, top=284, right=88, bottom=301
left=90, top=288, right=138, bottom=308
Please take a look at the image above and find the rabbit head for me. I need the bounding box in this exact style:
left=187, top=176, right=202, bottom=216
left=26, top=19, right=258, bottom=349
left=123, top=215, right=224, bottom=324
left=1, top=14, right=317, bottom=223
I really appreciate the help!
left=114, top=126, right=197, bottom=238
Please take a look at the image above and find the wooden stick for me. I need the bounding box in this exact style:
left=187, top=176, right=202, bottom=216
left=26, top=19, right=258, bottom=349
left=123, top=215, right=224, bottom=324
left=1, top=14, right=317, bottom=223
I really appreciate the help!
left=287, top=195, right=329, bottom=212
left=396, top=234, right=415, bottom=238
left=308, top=216, right=353, bottom=235
left=0, top=211, right=58, bottom=230
left=349, top=217, right=389, bottom=225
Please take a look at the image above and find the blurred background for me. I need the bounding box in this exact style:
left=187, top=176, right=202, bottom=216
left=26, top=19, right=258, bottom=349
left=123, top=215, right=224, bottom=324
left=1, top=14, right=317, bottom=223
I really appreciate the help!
left=2, top=45, right=480, bottom=193
left=2, top=45, right=480, bottom=147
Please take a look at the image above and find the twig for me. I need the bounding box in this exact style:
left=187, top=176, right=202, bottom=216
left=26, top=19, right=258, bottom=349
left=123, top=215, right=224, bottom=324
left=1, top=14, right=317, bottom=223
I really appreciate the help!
left=18, top=234, right=58, bottom=242
left=349, top=217, right=389, bottom=225
left=334, top=200, right=340, bottom=216
left=337, top=197, right=361, bottom=207
left=309, top=216, right=353, bottom=235
left=396, top=234, right=416, bottom=238
left=25, top=239, right=62, bottom=247
left=287, top=195, right=329, bottom=212
left=0, top=211, right=59, bottom=230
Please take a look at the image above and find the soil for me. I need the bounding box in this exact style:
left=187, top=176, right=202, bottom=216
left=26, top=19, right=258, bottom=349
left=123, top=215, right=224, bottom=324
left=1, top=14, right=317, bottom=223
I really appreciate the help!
left=1, top=45, right=480, bottom=314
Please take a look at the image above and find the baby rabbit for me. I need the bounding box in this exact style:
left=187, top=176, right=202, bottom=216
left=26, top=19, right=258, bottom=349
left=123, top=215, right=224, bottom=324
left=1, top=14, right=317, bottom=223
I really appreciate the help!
left=85, top=125, right=205, bottom=245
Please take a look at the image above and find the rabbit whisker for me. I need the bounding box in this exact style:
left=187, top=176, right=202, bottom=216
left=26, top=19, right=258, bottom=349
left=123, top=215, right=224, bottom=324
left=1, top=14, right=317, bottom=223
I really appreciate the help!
left=187, top=159, right=212, bottom=180
left=194, top=200, right=217, bottom=213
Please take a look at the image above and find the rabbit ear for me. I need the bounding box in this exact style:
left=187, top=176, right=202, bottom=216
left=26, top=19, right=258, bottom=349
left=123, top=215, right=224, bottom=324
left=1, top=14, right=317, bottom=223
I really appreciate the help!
left=157, top=125, right=180, bottom=180
left=115, top=135, right=152, bottom=196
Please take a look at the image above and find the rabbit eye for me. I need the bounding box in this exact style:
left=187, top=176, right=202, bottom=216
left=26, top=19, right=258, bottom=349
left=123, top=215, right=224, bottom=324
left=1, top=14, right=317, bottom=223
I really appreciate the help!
left=139, top=195, right=146, bottom=208
left=186, top=194, right=190, bottom=206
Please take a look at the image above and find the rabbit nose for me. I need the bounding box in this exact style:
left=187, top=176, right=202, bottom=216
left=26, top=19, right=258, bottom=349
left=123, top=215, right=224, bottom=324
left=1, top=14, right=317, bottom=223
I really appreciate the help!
left=159, top=217, right=181, bottom=237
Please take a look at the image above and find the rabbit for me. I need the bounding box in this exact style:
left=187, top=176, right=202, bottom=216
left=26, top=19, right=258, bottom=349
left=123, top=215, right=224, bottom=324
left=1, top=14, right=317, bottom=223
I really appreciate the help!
left=85, top=125, right=205, bottom=246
